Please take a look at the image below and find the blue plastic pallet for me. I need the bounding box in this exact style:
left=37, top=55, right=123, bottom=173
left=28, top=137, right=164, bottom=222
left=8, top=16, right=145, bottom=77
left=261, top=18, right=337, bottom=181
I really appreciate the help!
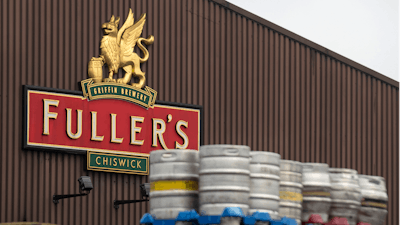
left=140, top=207, right=297, bottom=225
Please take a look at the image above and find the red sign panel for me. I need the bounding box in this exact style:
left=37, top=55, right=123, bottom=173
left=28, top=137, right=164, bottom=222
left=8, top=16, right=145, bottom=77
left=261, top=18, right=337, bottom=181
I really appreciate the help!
left=24, top=86, right=201, bottom=155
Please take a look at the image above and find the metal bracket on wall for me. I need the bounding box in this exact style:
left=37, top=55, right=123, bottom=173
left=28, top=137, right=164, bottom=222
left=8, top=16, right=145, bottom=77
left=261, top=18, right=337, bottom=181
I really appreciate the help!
left=53, top=193, right=88, bottom=204
left=113, top=199, right=149, bottom=209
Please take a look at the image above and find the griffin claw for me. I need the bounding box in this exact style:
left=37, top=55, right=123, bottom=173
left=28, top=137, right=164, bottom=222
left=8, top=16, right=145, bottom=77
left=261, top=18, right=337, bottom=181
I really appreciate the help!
left=103, top=78, right=116, bottom=82
left=116, top=78, right=126, bottom=84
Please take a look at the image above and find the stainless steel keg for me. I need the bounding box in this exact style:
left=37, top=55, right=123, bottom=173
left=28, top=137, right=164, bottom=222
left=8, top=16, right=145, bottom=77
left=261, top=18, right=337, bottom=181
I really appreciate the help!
left=199, top=145, right=251, bottom=215
left=302, top=163, right=332, bottom=223
left=149, top=149, right=199, bottom=219
left=329, top=168, right=362, bottom=225
left=279, top=160, right=303, bottom=224
left=249, top=151, right=281, bottom=220
left=358, top=175, right=388, bottom=225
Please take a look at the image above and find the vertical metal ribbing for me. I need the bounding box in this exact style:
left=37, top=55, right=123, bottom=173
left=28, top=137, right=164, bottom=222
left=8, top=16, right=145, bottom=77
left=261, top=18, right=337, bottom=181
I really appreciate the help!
left=0, top=0, right=398, bottom=224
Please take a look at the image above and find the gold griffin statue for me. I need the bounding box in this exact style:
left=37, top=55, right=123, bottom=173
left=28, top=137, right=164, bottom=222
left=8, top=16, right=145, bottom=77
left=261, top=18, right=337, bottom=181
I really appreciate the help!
left=88, top=9, right=154, bottom=89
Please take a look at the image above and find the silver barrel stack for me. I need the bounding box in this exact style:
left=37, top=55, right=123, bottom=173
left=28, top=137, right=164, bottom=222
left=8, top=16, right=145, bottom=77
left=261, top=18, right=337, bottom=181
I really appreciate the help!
left=358, top=175, right=388, bottom=225
left=279, top=160, right=303, bottom=224
left=147, top=146, right=389, bottom=225
left=249, top=151, right=281, bottom=220
left=302, top=163, right=332, bottom=223
left=199, top=145, right=251, bottom=215
left=329, top=168, right=362, bottom=225
left=149, top=149, right=199, bottom=219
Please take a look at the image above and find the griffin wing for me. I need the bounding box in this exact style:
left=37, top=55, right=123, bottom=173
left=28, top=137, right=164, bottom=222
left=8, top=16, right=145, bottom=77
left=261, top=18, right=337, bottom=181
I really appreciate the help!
left=117, top=8, right=134, bottom=45
left=120, top=13, right=146, bottom=56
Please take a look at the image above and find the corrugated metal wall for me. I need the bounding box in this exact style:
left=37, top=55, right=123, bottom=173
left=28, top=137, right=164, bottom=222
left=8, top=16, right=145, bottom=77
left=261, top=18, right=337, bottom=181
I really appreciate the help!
left=1, top=0, right=398, bottom=224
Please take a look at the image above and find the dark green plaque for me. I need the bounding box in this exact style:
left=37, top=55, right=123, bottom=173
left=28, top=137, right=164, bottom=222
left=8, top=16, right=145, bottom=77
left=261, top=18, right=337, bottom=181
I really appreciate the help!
left=87, top=151, right=148, bottom=175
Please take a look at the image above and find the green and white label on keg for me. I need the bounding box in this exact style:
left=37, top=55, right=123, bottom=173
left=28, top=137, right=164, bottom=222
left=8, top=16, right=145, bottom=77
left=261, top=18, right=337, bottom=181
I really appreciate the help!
left=87, top=151, right=149, bottom=175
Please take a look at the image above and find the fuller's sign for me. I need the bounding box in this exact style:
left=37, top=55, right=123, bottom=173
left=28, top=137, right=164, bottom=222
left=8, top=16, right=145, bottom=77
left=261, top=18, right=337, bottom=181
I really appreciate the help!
left=23, top=9, right=202, bottom=175
left=23, top=86, right=202, bottom=175
left=24, top=86, right=201, bottom=154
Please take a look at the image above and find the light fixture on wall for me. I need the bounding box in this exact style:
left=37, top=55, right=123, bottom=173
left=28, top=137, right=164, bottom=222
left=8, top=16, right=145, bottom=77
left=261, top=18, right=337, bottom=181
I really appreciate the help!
left=114, top=183, right=149, bottom=209
left=140, top=183, right=150, bottom=198
left=53, top=176, right=93, bottom=204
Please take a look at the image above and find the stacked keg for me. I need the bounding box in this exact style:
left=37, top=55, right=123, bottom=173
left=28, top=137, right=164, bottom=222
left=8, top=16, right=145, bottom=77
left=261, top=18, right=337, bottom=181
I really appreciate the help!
left=279, top=160, right=303, bottom=224
left=358, top=175, right=388, bottom=225
left=302, top=163, right=332, bottom=223
left=199, top=144, right=251, bottom=220
left=249, top=151, right=281, bottom=220
left=147, top=147, right=389, bottom=225
left=149, top=149, right=199, bottom=219
left=329, top=168, right=362, bottom=225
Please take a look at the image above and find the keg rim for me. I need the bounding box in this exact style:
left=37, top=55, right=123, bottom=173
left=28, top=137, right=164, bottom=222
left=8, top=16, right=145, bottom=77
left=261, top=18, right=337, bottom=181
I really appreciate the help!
left=303, top=196, right=332, bottom=202
left=199, top=145, right=251, bottom=157
left=200, top=144, right=251, bottom=149
left=302, top=162, right=330, bottom=171
left=250, top=173, right=280, bottom=180
left=279, top=180, right=304, bottom=188
left=278, top=201, right=303, bottom=208
left=328, top=167, right=358, bottom=174
left=361, top=190, right=388, bottom=198
left=250, top=151, right=281, bottom=165
left=280, top=171, right=303, bottom=176
left=331, top=199, right=362, bottom=206
left=358, top=174, right=386, bottom=181
left=150, top=149, right=200, bottom=163
left=303, top=162, right=329, bottom=166
left=250, top=193, right=281, bottom=200
left=250, top=151, right=281, bottom=157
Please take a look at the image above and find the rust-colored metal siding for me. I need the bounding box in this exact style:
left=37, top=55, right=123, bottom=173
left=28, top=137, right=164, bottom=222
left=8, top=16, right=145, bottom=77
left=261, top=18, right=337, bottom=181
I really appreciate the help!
left=1, top=0, right=398, bottom=224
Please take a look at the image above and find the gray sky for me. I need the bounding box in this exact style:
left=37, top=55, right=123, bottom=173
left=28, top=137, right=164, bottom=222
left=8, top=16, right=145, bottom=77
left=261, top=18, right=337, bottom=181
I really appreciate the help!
left=227, top=0, right=399, bottom=82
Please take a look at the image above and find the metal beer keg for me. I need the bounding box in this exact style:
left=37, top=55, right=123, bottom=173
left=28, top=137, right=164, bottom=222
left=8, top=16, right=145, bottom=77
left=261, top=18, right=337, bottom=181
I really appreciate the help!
left=279, top=160, right=303, bottom=224
left=249, top=151, right=281, bottom=220
left=302, top=163, right=332, bottom=223
left=199, top=145, right=251, bottom=215
left=358, top=175, right=388, bottom=225
left=149, top=149, right=199, bottom=219
left=329, top=168, right=362, bottom=225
